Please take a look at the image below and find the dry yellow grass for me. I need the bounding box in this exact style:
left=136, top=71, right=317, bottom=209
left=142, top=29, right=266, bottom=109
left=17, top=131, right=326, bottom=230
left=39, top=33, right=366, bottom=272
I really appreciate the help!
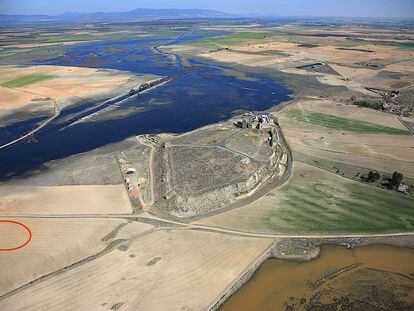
left=0, top=220, right=30, bottom=250
left=0, top=86, right=46, bottom=110
left=0, top=218, right=153, bottom=297
left=289, top=141, right=414, bottom=177
left=0, top=229, right=272, bottom=310
left=0, top=185, right=133, bottom=214
left=276, top=100, right=414, bottom=177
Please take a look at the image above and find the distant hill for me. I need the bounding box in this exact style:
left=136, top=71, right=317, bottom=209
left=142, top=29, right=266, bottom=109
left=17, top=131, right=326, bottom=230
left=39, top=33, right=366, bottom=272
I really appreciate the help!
left=0, top=8, right=233, bottom=22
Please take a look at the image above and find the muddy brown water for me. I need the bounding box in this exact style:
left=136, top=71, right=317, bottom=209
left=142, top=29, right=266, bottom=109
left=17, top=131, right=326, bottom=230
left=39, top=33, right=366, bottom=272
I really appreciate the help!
left=221, top=244, right=414, bottom=310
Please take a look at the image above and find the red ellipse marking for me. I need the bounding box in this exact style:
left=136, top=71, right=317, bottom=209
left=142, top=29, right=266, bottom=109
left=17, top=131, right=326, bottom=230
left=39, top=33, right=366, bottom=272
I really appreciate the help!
left=0, top=220, right=32, bottom=251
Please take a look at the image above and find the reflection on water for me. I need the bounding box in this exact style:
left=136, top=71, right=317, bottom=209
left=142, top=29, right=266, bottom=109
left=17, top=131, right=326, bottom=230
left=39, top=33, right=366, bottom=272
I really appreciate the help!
left=0, top=32, right=291, bottom=179
left=221, top=244, right=414, bottom=311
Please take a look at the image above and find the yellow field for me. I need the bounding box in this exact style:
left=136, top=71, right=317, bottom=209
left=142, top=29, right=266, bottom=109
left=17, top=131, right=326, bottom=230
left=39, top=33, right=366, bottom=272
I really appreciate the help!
left=0, top=185, right=133, bottom=214
left=0, top=229, right=272, bottom=310
left=276, top=99, right=414, bottom=177
left=0, top=65, right=157, bottom=111
left=0, top=218, right=153, bottom=296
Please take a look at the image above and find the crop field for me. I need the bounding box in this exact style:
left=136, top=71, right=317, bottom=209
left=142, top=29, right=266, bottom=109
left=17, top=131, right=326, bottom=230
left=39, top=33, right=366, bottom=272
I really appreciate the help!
left=0, top=31, right=159, bottom=46
left=0, top=74, right=56, bottom=88
left=0, top=65, right=150, bottom=111
left=293, top=151, right=414, bottom=185
left=289, top=139, right=414, bottom=177
left=280, top=109, right=409, bottom=135
left=0, top=218, right=153, bottom=296
left=197, top=162, right=414, bottom=234
left=293, top=99, right=406, bottom=129
left=196, top=31, right=270, bottom=45
left=0, top=185, right=133, bottom=215
left=0, top=229, right=272, bottom=311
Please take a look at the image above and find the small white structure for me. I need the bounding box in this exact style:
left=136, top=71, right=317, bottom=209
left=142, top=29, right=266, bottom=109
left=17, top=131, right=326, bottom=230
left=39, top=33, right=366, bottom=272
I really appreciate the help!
left=397, top=183, right=409, bottom=195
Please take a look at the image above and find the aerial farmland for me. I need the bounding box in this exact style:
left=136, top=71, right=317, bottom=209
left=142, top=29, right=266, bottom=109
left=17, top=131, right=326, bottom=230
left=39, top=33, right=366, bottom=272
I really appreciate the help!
left=0, top=2, right=413, bottom=310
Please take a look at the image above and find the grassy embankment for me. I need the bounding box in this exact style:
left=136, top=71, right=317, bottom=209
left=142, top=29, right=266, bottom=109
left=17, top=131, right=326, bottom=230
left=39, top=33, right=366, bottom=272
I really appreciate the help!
left=0, top=74, right=56, bottom=87
left=283, top=109, right=409, bottom=135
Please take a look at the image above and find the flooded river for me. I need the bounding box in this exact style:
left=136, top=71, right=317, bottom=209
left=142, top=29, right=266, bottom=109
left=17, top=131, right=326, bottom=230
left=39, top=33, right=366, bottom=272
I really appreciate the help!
left=0, top=31, right=291, bottom=179
left=221, top=244, right=414, bottom=310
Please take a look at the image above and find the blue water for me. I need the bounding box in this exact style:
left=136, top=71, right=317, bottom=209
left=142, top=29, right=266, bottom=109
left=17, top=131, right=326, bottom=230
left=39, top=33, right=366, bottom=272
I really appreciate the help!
left=0, top=32, right=292, bottom=179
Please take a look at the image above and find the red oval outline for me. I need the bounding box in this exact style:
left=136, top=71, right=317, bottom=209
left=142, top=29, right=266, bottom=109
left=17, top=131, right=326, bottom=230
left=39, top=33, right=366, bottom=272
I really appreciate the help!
left=0, top=219, right=32, bottom=251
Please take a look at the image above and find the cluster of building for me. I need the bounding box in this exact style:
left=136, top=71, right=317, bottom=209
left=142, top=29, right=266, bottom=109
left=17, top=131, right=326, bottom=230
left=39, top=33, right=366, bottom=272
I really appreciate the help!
left=235, top=113, right=276, bottom=130
left=297, top=62, right=326, bottom=72
left=355, top=88, right=408, bottom=116
left=124, top=168, right=136, bottom=191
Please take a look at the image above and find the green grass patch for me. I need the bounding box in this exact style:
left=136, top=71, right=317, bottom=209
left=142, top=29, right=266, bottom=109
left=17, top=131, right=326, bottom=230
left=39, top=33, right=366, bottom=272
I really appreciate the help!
left=221, top=32, right=270, bottom=40
left=199, top=162, right=414, bottom=235
left=1, top=74, right=56, bottom=88
left=261, top=164, right=414, bottom=234
left=282, top=109, right=409, bottom=135
left=192, top=31, right=270, bottom=46
left=0, top=49, right=30, bottom=58
left=34, top=32, right=148, bottom=44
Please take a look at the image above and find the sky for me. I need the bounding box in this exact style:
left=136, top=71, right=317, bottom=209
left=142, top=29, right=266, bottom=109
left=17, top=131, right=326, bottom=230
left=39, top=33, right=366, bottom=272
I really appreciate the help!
left=0, top=0, right=413, bottom=18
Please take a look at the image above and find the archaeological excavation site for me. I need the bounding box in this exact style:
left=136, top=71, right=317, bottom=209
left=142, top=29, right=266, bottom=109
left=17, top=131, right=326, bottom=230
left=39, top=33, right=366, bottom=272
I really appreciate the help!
left=149, top=113, right=289, bottom=218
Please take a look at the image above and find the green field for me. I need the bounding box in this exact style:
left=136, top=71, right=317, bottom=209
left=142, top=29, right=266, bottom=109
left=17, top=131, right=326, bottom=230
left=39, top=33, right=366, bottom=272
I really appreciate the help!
left=281, top=109, right=409, bottom=135
left=39, top=34, right=133, bottom=43
left=193, top=31, right=270, bottom=45
left=265, top=167, right=414, bottom=234
left=1, top=74, right=56, bottom=88
left=198, top=162, right=414, bottom=235
left=33, top=32, right=151, bottom=44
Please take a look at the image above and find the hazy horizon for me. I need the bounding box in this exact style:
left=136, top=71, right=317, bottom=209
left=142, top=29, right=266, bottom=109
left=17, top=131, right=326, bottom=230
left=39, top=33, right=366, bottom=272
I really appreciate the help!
left=1, top=0, right=413, bottom=19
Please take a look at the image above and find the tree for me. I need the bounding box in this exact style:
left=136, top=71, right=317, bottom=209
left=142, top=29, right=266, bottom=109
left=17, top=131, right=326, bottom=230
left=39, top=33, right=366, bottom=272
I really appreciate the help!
left=389, top=171, right=403, bottom=189
left=367, top=171, right=380, bottom=182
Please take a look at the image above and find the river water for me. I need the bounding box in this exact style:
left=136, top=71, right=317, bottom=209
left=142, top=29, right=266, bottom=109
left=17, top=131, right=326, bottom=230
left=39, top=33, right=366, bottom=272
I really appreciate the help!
left=221, top=244, right=414, bottom=310
left=0, top=31, right=291, bottom=179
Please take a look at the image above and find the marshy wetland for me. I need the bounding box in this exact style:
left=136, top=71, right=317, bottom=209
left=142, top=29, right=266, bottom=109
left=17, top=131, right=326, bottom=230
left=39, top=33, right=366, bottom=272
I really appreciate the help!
left=222, top=244, right=414, bottom=311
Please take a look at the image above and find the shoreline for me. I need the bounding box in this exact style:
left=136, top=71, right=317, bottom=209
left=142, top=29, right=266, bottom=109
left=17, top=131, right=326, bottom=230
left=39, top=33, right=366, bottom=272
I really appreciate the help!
left=208, top=233, right=414, bottom=310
